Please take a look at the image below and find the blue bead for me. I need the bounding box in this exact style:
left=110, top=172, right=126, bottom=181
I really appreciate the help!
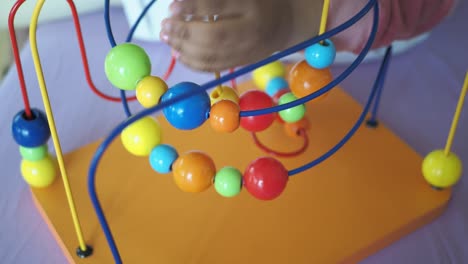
left=265, top=77, right=289, bottom=97
left=304, top=39, right=336, bottom=69
left=11, top=109, right=50, bottom=148
left=161, top=82, right=210, bottom=130
left=149, top=144, right=178, bottom=174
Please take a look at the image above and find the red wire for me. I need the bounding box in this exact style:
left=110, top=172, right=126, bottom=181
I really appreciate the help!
left=163, top=56, right=177, bottom=81
left=9, top=0, right=32, bottom=118
left=67, top=0, right=175, bottom=102
left=67, top=0, right=135, bottom=102
left=9, top=0, right=220, bottom=111
left=251, top=129, right=309, bottom=158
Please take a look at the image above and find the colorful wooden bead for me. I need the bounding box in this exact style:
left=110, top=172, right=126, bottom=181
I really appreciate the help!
left=284, top=117, right=309, bottom=138
left=289, top=60, right=333, bottom=99
left=210, top=86, right=239, bottom=105
left=304, top=39, right=336, bottom=69
left=21, top=155, right=56, bottom=188
left=149, top=144, right=179, bottom=174
left=161, top=82, right=211, bottom=130
left=243, top=157, right=289, bottom=200
left=266, top=77, right=289, bottom=97
left=11, top=109, right=50, bottom=148
left=239, top=90, right=276, bottom=132
left=104, top=43, right=151, bottom=90
left=278, top=92, right=306, bottom=123
left=252, top=61, right=286, bottom=90
left=136, top=76, right=168, bottom=108
left=19, top=144, right=48, bottom=161
left=121, top=116, right=161, bottom=156
left=172, top=151, right=216, bottom=193
left=214, top=166, right=242, bottom=197
left=422, top=150, right=462, bottom=188
left=209, top=100, right=240, bottom=133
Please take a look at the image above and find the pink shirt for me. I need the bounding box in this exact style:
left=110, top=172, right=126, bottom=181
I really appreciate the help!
left=328, top=0, right=457, bottom=53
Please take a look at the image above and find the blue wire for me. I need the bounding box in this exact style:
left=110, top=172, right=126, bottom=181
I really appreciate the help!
left=288, top=45, right=393, bottom=176
left=90, top=1, right=379, bottom=263
left=104, top=0, right=117, bottom=47
left=119, top=90, right=132, bottom=117
left=104, top=0, right=158, bottom=118
left=100, top=0, right=157, bottom=262
left=368, top=46, right=392, bottom=123
left=126, top=0, right=157, bottom=41
left=238, top=3, right=379, bottom=117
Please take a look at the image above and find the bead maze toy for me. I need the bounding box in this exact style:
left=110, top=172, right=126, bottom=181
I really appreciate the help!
left=7, top=0, right=467, bottom=263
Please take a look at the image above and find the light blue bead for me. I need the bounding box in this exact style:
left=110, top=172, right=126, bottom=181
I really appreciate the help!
left=304, top=39, right=336, bottom=69
left=265, top=77, right=289, bottom=97
left=149, top=144, right=179, bottom=174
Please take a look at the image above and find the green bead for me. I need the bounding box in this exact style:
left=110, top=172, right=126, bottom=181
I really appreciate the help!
left=278, top=92, right=306, bottom=123
left=19, top=144, right=48, bottom=161
left=214, top=166, right=242, bottom=197
left=104, top=43, right=151, bottom=90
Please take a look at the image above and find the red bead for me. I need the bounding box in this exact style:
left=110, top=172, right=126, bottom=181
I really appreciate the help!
left=272, top=89, right=290, bottom=105
left=243, top=157, right=289, bottom=200
left=239, top=90, right=276, bottom=132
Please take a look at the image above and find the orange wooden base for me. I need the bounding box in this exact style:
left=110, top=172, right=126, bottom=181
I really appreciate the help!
left=30, top=79, right=451, bottom=264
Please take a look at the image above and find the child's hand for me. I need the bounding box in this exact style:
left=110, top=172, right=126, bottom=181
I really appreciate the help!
left=160, top=0, right=456, bottom=72
left=160, top=0, right=322, bottom=72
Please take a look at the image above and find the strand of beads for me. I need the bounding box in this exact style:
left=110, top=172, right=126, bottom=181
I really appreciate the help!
left=103, top=40, right=336, bottom=200
left=105, top=43, right=164, bottom=158
left=252, top=60, right=309, bottom=138
left=251, top=39, right=337, bottom=137
left=290, top=39, right=336, bottom=100
left=104, top=43, right=290, bottom=200
left=11, top=108, right=57, bottom=188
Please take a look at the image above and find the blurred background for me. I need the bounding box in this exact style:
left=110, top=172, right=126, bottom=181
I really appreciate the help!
left=0, top=0, right=122, bottom=83
left=0, top=0, right=430, bottom=84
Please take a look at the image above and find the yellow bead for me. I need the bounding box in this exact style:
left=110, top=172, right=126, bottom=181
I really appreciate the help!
left=21, top=155, right=56, bottom=188
left=210, top=86, right=239, bottom=105
left=121, top=116, right=162, bottom=156
left=252, top=61, right=286, bottom=90
left=422, top=149, right=462, bottom=188
left=135, top=76, right=168, bottom=108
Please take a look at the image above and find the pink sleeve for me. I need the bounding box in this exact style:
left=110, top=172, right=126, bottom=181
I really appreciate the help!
left=327, top=0, right=457, bottom=53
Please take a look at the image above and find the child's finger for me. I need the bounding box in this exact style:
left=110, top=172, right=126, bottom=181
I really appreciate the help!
left=169, top=0, right=242, bottom=16
left=176, top=44, right=268, bottom=72
left=161, top=17, right=248, bottom=49
left=178, top=53, right=234, bottom=72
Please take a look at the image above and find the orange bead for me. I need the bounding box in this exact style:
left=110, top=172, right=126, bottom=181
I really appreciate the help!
left=209, top=100, right=240, bottom=133
left=172, top=151, right=216, bottom=193
left=289, top=60, right=333, bottom=100
left=284, top=117, right=309, bottom=138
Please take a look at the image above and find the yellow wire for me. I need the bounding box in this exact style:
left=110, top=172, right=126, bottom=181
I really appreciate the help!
left=444, top=71, right=468, bottom=155
left=29, top=0, right=87, bottom=251
left=207, top=14, right=222, bottom=91
left=319, top=0, right=330, bottom=36
left=215, top=71, right=222, bottom=89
